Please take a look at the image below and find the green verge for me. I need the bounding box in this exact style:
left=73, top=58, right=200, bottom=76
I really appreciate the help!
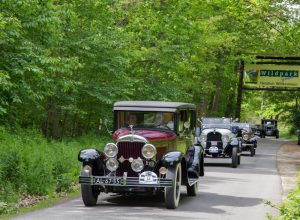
left=0, top=189, right=80, bottom=220
left=0, top=127, right=111, bottom=217
left=266, top=173, right=300, bottom=220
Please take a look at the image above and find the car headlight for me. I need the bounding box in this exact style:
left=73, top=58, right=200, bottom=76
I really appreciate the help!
left=106, top=158, right=119, bottom=171
left=104, top=143, right=118, bottom=158
left=243, top=134, right=249, bottom=140
left=222, top=135, right=229, bottom=143
left=142, top=144, right=157, bottom=159
left=131, top=158, right=144, bottom=172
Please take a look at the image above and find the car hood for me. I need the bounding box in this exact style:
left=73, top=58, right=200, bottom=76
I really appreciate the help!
left=113, top=128, right=176, bottom=142
left=201, top=128, right=233, bottom=136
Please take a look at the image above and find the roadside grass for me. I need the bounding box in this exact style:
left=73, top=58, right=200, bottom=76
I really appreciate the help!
left=0, top=127, right=111, bottom=217
left=265, top=173, right=300, bottom=220
left=278, top=125, right=297, bottom=141
left=0, top=189, right=80, bottom=220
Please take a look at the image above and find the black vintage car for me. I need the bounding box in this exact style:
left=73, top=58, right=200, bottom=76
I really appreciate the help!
left=261, top=119, right=279, bottom=138
left=232, top=122, right=257, bottom=156
left=78, top=101, right=204, bottom=209
left=200, top=117, right=242, bottom=168
left=253, top=124, right=263, bottom=137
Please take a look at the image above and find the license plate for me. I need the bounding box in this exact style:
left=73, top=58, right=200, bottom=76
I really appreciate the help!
left=209, top=146, right=219, bottom=153
left=94, top=177, right=122, bottom=185
left=211, top=141, right=218, bottom=146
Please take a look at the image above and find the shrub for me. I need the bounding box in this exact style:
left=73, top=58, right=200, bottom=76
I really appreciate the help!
left=0, top=127, right=111, bottom=214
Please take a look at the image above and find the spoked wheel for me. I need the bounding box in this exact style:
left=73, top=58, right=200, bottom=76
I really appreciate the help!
left=165, top=163, right=182, bottom=209
left=187, top=181, right=198, bottom=196
left=231, top=147, right=238, bottom=168
left=81, top=171, right=99, bottom=206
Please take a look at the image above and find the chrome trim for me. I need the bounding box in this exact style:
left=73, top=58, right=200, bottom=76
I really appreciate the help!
left=79, top=175, right=172, bottom=187
left=117, top=134, right=148, bottom=143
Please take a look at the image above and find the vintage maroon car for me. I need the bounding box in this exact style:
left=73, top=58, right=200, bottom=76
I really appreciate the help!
left=78, top=101, right=204, bottom=209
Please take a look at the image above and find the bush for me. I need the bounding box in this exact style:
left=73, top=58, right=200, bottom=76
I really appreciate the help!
left=0, top=127, right=111, bottom=214
left=277, top=180, right=300, bottom=220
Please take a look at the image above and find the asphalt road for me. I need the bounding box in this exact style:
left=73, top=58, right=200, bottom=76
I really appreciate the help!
left=13, top=138, right=286, bottom=220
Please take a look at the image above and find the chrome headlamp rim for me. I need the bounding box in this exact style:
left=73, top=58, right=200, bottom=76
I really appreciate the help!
left=106, top=158, right=119, bottom=172
left=243, top=134, right=249, bottom=140
left=141, top=144, right=157, bottom=159
left=131, top=158, right=144, bottom=172
left=104, top=143, right=118, bottom=158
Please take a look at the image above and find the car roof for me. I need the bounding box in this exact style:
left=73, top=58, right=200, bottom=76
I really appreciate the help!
left=113, top=101, right=196, bottom=112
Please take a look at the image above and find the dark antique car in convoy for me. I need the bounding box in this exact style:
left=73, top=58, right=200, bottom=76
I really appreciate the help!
left=78, top=101, right=204, bottom=209
left=252, top=124, right=262, bottom=137
left=232, top=122, right=257, bottom=156
left=200, top=117, right=242, bottom=168
left=261, top=119, right=279, bottom=139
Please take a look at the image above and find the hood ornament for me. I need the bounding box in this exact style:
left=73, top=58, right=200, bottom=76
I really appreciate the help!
left=129, top=125, right=134, bottom=134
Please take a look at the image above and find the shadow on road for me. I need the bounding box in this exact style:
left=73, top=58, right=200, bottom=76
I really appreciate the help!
left=94, top=191, right=262, bottom=215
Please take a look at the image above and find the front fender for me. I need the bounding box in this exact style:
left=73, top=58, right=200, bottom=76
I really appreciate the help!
left=78, top=149, right=106, bottom=176
left=161, top=151, right=184, bottom=167
left=229, top=138, right=239, bottom=146
left=78, top=149, right=102, bottom=163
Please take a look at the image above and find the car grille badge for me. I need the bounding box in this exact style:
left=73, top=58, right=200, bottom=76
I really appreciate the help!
left=119, top=155, right=125, bottom=163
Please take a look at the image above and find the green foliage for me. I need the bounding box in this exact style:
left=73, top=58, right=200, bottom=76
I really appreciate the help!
left=0, top=127, right=110, bottom=214
left=265, top=173, right=300, bottom=220
left=0, top=0, right=297, bottom=135
left=278, top=180, right=300, bottom=220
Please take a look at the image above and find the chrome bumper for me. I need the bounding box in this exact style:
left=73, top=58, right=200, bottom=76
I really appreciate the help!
left=79, top=176, right=173, bottom=187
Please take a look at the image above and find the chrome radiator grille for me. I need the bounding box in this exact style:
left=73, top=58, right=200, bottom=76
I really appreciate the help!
left=206, top=132, right=223, bottom=149
left=116, top=142, right=145, bottom=177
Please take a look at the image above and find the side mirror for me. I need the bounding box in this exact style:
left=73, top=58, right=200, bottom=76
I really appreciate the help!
left=99, top=118, right=112, bottom=135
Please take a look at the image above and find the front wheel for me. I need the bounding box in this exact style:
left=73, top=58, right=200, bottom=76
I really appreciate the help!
left=187, top=181, right=198, bottom=196
left=81, top=171, right=99, bottom=206
left=231, top=147, right=238, bottom=168
left=250, top=145, right=255, bottom=157
left=81, top=185, right=99, bottom=206
left=165, top=163, right=182, bottom=209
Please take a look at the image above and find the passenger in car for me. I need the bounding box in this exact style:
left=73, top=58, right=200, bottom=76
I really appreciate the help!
left=127, top=114, right=137, bottom=126
left=162, top=112, right=174, bottom=130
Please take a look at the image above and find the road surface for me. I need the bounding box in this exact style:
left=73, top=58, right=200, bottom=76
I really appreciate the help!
left=13, top=138, right=286, bottom=220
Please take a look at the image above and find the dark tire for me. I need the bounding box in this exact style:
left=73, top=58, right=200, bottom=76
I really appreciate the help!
left=276, top=134, right=279, bottom=139
left=231, top=147, right=238, bottom=168
left=250, top=145, right=255, bottom=157
left=81, top=171, right=99, bottom=206
left=298, top=139, right=300, bottom=145
left=212, top=153, right=218, bottom=158
left=187, top=181, right=198, bottom=196
left=165, top=163, right=182, bottom=209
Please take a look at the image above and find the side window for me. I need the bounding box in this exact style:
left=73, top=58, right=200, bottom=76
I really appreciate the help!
left=178, top=110, right=190, bottom=134
left=190, top=110, right=195, bottom=130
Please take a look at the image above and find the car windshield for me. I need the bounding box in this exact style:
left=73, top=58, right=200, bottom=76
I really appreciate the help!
left=263, top=121, right=276, bottom=125
left=201, top=118, right=232, bottom=130
left=116, top=111, right=174, bottom=131
left=232, top=123, right=251, bottom=132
